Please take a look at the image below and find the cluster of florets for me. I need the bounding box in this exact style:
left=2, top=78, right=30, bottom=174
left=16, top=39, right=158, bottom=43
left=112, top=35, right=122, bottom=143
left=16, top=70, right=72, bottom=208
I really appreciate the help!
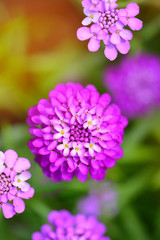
left=32, top=210, right=111, bottom=240
left=77, top=0, right=143, bottom=60
left=78, top=181, right=118, bottom=217
left=0, top=150, right=34, bottom=218
left=27, top=82, right=127, bottom=182
left=103, top=53, right=160, bottom=118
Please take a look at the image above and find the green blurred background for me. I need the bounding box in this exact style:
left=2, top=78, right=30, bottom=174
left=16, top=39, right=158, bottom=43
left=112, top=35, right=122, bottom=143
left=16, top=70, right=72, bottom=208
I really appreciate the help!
left=0, top=0, right=160, bottom=239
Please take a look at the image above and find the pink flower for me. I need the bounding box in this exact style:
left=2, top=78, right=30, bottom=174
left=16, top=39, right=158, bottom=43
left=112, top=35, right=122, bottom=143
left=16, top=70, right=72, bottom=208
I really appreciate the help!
left=32, top=210, right=111, bottom=240
left=0, top=150, right=34, bottom=219
left=82, top=8, right=100, bottom=26
left=27, top=82, right=127, bottom=182
left=118, top=3, right=143, bottom=31
left=57, top=139, right=72, bottom=157
left=77, top=0, right=142, bottom=60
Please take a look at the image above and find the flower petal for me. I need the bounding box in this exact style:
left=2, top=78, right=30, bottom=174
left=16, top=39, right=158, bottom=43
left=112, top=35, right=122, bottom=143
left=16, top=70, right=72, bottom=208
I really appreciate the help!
left=126, top=3, right=140, bottom=17
left=14, top=157, right=31, bottom=172
left=120, top=29, right=133, bottom=40
left=79, top=163, right=88, bottom=175
left=13, top=197, right=25, bottom=213
left=128, top=17, right=143, bottom=31
left=4, top=149, right=18, bottom=169
left=110, top=33, right=121, bottom=45
left=82, top=17, right=92, bottom=26
left=17, top=187, right=35, bottom=199
left=32, top=232, right=43, bottom=240
left=0, top=151, right=5, bottom=162
left=116, top=40, right=130, bottom=54
left=77, top=27, right=92, bottom=41
left=88, top=37, right=100, bottom=52
left=19, top=182, right=31, bottom=192
left=104, top=44, right=118, bottom=61
left=2, top=203, right=15, bottom=219
left=18, top=171, right=31, bottom=181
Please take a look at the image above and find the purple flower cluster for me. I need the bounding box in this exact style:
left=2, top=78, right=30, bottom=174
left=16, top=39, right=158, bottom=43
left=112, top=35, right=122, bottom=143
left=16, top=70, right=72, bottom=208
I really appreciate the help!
left=27, top=82, right=127, bottom=182
left=103, top=53, right=160, bottom=118
left=32, top=210, right=111, bottom=240
left=0, top=150, right=34, bottom=218
left=78, top=181, right=118, bottom=217
left=77, top=0, right=143, bottom=61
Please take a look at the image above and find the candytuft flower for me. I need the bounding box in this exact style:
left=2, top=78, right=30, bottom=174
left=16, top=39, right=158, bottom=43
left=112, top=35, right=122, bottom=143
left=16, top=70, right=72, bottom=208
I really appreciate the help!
left=27, top=82, right=127, bottom=182
left=78, top=181, right=118, bottom=217
left=103, top=53, right=160, bottom=118
left=0, top=150, right=34, bottom=219
left=77, top=0, right=143, bottom=60
left=32, top=210, right=111, bottom=240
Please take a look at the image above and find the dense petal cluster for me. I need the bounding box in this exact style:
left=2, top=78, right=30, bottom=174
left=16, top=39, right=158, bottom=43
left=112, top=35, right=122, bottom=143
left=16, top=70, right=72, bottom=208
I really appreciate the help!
left=32, top=210, right=111, bottom=240
left=103, top=53, right=160, bottom=118
left=0, top=150, right=34, bottom=218
left=27, top=82, right=127, bottom=182
left=77, top=0, right=143, bottom=60
left=78, top=181, right=118, bottom=217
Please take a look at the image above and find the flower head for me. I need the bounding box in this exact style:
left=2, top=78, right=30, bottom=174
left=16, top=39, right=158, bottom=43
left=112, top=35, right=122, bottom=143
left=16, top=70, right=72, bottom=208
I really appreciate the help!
left=77, top=0, right=142, bottom=60
left=103, top=53, right=160, bottom=118
left=0, top=150, right=34, bottom=219
left=78, top=181, right=118, bottom=217
left=32, top=210, right=111, bottom=240
left=27, top=82, right=127, bottom=182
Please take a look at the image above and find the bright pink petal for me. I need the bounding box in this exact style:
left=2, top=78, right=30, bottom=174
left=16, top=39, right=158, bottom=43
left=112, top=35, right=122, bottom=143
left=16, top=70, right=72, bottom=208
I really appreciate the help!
left=91, top=159, right=99, bottom=169
left=14, top=157, right=31, bottom=172
left=48, top=141, right=57, bottom=151
left=88, top=37, right=100, bottom=52
left=67, top=158, right=77, bottom=171
left=90, top=23, right=101, bottom=33
left=19, top=182, right=30, bottom=192
left=54, top=124, right=62, bottom=132
left=17, top=187, right=35, bottom=199
left=19, top=171, right=31, bottom=181
left=54, top=157, right=65, bottom=167
left=2, top=203, right=15, bottom=218
left=32, top=232, right=43, bottom=240
left=116, top=40, right=130, bottom=54
left=54, top=133, right=62, bottom=139
left=0, top=151, right=5, bottom=161
left=76, top=169, right=88, bottom=182
left=128, top=17, right=143, bottom=31
left=32, top=138, right=44, bottom=148
left=39, top=147, right=50, bottom=155
left=118, top=8, right=127, bottom=17
left=13, top=197, right=25, bottom=213
left=63, top=148, right=69, bottom=156
left=104, top=158, right=116, bottom=168
left=120, top=29, right=133, bottom=40
left=127, top=3, right=140, bottom=17
left=40, top=115, right=50, bottom=125
left=110, top=33, right=121, bottom=45
left=4, top=149, right=18, bottom=169
left=57, top=144, right=64, bottom=151
left=79, top=163, right=88, bottom=175
left=77, top=27, right=92, bottom=41
left=49, top=151, right=58, bottom=163
left=82, top=17, right=92, bottom=26
left=104, top=44, right=118, bottom=61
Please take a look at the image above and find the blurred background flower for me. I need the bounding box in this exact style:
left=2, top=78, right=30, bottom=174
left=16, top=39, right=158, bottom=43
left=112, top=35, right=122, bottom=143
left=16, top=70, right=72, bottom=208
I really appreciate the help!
left=32, top=209, right=111, bottom=240
left=77, top=181, right=119, bottom=218
left=0, top=0, right=160, bottom=240
left=103, top=53, right=160, bottom=118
